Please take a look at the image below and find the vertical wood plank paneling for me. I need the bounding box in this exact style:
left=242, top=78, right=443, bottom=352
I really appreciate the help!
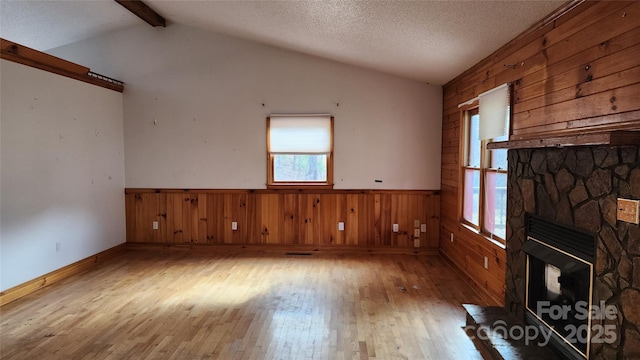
left=125, top=190, right=440, bottom=251
left=133, top=193, right=144, bottom=242
left=282, top=193, right=298, bottom=244
left=181, top=194, right=193, bottom=244
left=125, top=193, right=136, bottom=244
left=205, top=193, right=223, bottom=244
left=298, top=194, right=317, bottom=245
left=222, top=193, right=248, bottom=244
left=236, top=193, right=249, bottom=244
left=188, top=194, right=199, bottom=244
left=222, top=194, right=234, bottom=244
left=374, top=194, right=382, bottom=246
left=271, top=194, right=283, bottom=244
left=392, top=194, right=402, bottom=246
left=406, top=194, right=418, bottom=247
left=345, top=194, right=359, bottom=246
left=311, top=194, right=322, bottom=245
left=427, top=194, right=440, bottom=249
left=360, top=194, right=375, bottom=247
left=320, top=194, right=337, bottom=245
left=380, top=193, right=392, bottom=246
left=158, top=193, right=167, bottom=243
left=166, top=194, right=183, bottom=243
left=297, top=194, right=309, bottom=244
left=245, top=193, right=257, bottom=244
left=136, top=193, right=159, bottom=243
left=257, top=194, right=280, bottom=244
left=332, top=193, right=344, bottom=245
left=253, top=193, right=266, bottom=244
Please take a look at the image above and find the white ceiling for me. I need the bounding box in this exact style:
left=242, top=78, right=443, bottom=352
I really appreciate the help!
left=1, top=0, right=565, bottom=85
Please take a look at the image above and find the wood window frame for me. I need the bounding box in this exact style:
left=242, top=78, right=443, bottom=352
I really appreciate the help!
left=266, top=116, right=334, bottom=190
left=460, top=107, right=507, bottom=245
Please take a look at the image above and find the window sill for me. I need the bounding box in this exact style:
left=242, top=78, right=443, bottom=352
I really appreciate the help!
left=460, top=223, right=506, bottom=250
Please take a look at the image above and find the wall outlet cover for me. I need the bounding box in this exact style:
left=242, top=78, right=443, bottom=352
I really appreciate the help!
left=421, top=224, right=427, bottom=233
left=392, top=224, right=399, bottom=232
left=617, top=198, right=640, bottom=224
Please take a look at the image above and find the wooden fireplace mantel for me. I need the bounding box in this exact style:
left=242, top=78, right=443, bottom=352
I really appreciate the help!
left=487, top=131, right=640, bottom=150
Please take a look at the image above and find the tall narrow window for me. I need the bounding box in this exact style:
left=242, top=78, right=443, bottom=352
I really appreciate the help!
left=463, top=109, right=481, bottom=227
left=267, top=115, right=333, bottom=188
left=461, top=84, right=510, bottom=243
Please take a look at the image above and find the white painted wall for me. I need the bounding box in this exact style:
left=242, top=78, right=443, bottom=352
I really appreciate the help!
left=50, top=24, right=442, bottom=190
left=0, top=60, right=125, bottom=291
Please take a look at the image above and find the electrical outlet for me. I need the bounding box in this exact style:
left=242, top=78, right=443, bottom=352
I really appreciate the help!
left=338, top=222, right=345, bottom=231
left=56, top=242, right=61, bottom=252
left=414, top=220, right=420, bottom=228
left=232, top=221, right=238, bottom=231
left=450, top=233, right=454, bottom=243
left=393, top=224, right=399, bottom=232
left=421, top=224, right=427, bottom=233
left=618, top=198, right=639, bottom=224
left=414, top=229, right=421, bottom=238
left=152, top=221, right=159, bottom=230
left=414, top=238, right=420, bottom=248
left=484, top=256, right=489, bottom=269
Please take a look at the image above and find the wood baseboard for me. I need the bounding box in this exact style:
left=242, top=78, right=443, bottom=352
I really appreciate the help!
left=0, top=243, right=127, bottom=306
left=440, top=249, right=504, bottom=307
left=126, top=242, right=439, bottom=256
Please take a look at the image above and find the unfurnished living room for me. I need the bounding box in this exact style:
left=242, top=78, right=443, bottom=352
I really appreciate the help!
left=1, top=1, right=639, bottom=359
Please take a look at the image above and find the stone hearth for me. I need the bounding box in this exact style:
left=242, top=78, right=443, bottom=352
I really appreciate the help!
left=505, top=146, right=640, bottom=359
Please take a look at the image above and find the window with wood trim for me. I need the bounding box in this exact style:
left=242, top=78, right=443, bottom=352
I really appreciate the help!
left=462, top=108, right=509, bottom=243
left=267, top=115, right=334, bottom=188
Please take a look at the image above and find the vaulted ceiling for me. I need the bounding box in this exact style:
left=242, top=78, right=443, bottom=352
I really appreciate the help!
left=1, top=0, right=565, bottom=85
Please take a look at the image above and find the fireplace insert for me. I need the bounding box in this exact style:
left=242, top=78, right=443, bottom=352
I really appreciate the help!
left=523, top=214, right=595, bottom=360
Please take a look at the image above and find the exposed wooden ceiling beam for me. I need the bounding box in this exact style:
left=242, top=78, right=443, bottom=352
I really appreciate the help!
left=115, top=0, right=166, bottom=27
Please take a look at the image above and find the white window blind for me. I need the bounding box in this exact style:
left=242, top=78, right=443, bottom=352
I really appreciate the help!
left=269, top=115, right=332, bottom=154
left=478, top=83, right=510, bottom=141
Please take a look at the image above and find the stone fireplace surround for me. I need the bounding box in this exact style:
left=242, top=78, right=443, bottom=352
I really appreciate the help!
left=506, top=144, right=640, bottom=359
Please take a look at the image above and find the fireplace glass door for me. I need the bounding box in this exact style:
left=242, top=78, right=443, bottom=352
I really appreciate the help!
left=523, top=215, right=595, bottom=360
left=525, top=238, right=592, bottom=358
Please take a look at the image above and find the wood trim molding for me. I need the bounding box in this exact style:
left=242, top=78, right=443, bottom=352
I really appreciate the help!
left=487, top=130, right=640, bottom=150
left=124, top=188, right=441, bottom=195
left=127, top=242, right=440, bottom=256
left=1, top=38, right=124, bottom=93
left=0, top=244, right=127, bottom=306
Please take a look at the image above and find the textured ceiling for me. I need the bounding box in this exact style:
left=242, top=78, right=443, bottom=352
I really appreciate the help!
left=1, top=0, right=565, bottom=85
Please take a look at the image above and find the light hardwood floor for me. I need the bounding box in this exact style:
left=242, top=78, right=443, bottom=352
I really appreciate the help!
left=1, top=250, right=486, bottom=359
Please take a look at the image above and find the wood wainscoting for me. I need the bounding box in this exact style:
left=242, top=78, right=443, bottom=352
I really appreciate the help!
left=124, top=189, right=440, bottom=252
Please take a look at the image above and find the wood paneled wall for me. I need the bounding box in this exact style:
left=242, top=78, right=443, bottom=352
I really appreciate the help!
left=440, top=1, right=640, bottom=305
left=125, top=189, right=440, bottom=251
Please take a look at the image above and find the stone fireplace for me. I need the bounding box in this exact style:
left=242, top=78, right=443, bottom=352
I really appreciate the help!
left=505, top=144, right=640, bottom=359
